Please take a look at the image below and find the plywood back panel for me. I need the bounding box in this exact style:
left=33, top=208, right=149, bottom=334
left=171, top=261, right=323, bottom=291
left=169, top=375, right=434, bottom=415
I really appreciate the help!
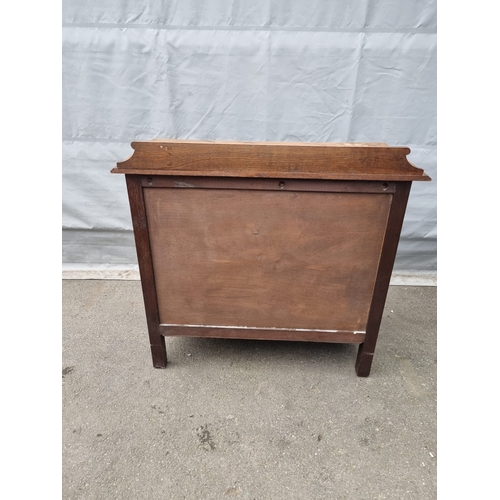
left=144, top=187, right=391, bottom=332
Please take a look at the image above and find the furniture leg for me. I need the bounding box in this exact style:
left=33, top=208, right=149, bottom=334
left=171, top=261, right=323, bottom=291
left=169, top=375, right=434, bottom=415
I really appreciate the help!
left=150, top=336, right=167, bottom=368
left=354, top=182, right=412, bottom=377
left=126, top=174, right=166, bottom=368
left=355, top=344, right=374, bottom=377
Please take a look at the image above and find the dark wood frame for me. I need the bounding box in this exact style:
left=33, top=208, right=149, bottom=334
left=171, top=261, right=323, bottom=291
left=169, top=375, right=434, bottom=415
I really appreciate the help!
left=115, top=140, right=429, bottom=377
left=126, top=175, right=167, bottom=368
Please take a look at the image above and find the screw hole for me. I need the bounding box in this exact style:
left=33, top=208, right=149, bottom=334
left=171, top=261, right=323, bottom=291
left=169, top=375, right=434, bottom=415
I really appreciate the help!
left=279, top=181, right=285, bottom=189
left=382, top=182, right=388, bottom=190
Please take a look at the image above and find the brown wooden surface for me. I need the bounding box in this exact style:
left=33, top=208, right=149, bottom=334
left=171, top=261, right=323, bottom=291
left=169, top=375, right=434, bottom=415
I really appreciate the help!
left=160, top=325, right=365, bottom=343
left=125, top=175, right=167, bottom=368
left=140, top=175, right=397, bottom=194
left=355, top=181, right=412, bottom=377
left=116, top=142, right=428, bottom=375
left=112, top=140, right=430, bottom=181
left=144, top=186, right=392, bottom=333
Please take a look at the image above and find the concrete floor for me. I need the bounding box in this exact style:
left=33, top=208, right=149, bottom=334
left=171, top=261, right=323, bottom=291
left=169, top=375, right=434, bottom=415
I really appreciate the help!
left=63, top=281, right=436, bottom=500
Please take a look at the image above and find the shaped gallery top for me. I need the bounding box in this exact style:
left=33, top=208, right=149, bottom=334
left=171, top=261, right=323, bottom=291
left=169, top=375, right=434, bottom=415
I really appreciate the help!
left=111, top=139, right=430, bottom=182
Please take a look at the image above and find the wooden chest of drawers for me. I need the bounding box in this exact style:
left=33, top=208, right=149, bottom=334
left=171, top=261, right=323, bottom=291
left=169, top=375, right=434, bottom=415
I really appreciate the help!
left=112, top=140, right=429, bottom=376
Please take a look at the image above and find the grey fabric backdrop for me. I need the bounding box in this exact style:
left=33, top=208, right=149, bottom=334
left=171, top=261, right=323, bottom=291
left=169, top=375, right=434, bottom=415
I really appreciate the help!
left=62, top=1, right=436, bottom=271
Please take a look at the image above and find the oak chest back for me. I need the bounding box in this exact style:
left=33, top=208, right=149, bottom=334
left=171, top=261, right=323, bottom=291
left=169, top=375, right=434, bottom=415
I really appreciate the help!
left=112, top=140, right=429, bottom=376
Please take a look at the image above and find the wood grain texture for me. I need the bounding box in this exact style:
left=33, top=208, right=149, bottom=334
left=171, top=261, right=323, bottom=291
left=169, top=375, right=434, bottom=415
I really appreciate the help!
left=159, top=325, right=365, bottom=343
left=125, top=175, right=167, bottom=368
left=115, top=142, right=426, bottom=375
left=355, top=181, right=412, bottom=377
left=144, top=186, right=392, bottom=333
left=112, top=140, right=430, bottom=181
left=140, top=176, right=397, bottom=194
